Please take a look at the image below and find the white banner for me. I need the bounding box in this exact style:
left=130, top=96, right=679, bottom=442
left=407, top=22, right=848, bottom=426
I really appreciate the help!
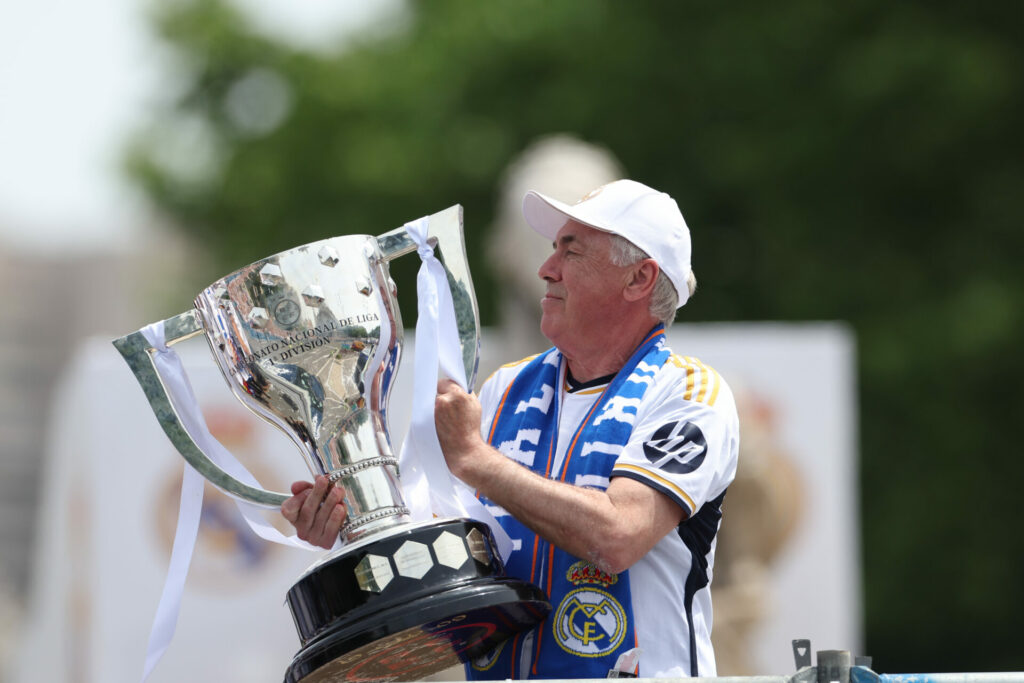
left=16, top=338, right=314, bottom=683
left=663, top=323, right=860, bottom=676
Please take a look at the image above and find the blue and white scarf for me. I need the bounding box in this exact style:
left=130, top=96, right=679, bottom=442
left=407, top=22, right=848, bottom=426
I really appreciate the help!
left=470, top=325, right=671, bottom=680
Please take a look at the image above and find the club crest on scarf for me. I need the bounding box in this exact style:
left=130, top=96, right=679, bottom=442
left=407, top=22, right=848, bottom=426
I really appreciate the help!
left=554, top=563, right=624, bottom=658
left=554, top=588, right=627, bottom=657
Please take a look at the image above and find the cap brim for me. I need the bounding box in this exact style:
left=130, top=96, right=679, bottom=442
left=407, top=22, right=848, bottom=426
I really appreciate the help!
left=522, top=190, right=617, bottom=240
left=522, top=190, right=573, bottom=240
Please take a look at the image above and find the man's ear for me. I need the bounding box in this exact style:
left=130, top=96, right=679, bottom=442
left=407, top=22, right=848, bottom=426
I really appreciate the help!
left=623, top=259, right=659, bottom=302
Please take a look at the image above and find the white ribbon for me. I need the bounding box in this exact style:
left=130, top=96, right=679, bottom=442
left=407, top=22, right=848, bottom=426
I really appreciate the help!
left=138, top=321, right=321, bottom=681
left=398, top=217, right=513, bottom=561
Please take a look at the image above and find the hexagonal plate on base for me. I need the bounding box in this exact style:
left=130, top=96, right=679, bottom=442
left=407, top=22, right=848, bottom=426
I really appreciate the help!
left=354, top=554, right=394, bottom=593
left=432, top=531, right=469, bottom=569
left=394, top=541, right=433, bottom=579
left=466, top=528, right=490, bottom=565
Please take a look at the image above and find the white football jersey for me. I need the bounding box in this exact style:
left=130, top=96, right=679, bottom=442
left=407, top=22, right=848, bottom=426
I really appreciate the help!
left=478, top=352, right=739, bottom=677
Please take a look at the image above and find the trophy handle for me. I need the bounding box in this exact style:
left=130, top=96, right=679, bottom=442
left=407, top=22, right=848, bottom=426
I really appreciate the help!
left=112, top=310, right=288, bottom=507
left=376, top=205, right=481, bottom=388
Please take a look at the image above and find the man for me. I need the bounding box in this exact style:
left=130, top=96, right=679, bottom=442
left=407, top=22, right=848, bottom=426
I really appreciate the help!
left=283, top=179, right=739, bottom=679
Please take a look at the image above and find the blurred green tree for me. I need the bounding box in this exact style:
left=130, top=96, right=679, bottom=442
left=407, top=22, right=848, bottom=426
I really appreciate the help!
left=126, top=0, right=1024, bottom=673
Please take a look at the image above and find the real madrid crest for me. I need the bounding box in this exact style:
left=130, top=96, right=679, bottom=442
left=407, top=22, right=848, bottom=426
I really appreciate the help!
left=553, top=561, right=627, bottom=658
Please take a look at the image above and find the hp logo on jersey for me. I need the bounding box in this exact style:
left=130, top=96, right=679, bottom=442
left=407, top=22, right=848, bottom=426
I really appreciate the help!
left=642, top=420, right=707, bottom=473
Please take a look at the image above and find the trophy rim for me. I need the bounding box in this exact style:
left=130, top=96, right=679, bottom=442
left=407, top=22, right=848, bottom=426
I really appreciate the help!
left=200, top=233, right=378, bottom=293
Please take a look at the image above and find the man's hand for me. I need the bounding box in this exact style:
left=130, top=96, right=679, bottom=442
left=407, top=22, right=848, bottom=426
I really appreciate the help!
left=434, top=379, right=486, bottom=481
left=280, top=475, right=346, bottom=549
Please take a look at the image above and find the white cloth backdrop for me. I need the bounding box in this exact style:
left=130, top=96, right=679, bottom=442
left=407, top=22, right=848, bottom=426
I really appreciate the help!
left=13, top=322, right=858, bottom=681
left=661, top=323, right=860, bottom=674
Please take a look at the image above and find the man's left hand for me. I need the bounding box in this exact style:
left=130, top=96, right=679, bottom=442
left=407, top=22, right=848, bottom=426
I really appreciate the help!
left=280, top=476, right=346, bottom=549
left=434, top=379, right=485, bottom=480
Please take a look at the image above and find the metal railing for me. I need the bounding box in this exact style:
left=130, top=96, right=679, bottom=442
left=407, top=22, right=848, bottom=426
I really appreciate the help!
left=492, top=641, right=1024, bottom=683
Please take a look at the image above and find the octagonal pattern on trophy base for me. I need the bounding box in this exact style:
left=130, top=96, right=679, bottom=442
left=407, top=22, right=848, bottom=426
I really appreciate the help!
left=354, top=553, right=394, bottom=593
left=432, top=531, right=469, bottom=569
left=393, top=541, right=433, bottom=579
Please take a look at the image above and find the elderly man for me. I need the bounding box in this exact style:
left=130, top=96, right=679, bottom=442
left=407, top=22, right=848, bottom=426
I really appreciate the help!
left=284, top=179, right=739, bottom=679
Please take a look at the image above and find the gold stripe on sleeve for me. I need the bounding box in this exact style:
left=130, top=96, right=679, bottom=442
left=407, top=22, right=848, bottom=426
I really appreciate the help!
left=679, top=355, right=723, bottom=407
left=682, top=364, right=696, bottom=400
left=484, top=353, right=540, bottom=385
left=685, top=356, right=710, bottom=403
left=707, top=366, right=722, bottom=407
left=614, top=463, right=696, bottom=513
left=501, top=354, right=539, bottom=369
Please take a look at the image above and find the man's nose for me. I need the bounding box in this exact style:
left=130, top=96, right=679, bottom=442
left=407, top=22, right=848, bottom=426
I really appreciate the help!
left=538, top=252, right=559, bottom=282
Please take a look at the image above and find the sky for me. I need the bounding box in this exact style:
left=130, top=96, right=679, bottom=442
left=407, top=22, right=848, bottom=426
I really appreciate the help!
left=0, top=0, right=401, bottom=255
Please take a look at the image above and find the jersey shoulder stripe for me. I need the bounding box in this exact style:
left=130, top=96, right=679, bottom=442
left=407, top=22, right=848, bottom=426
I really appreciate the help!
left=613, top=462, right=696, bottom=515
left=501, top=353, right=540, bottom=370
left=481, top=353, right=540, bottom=387
left=667, top=354, right=723, bottom=407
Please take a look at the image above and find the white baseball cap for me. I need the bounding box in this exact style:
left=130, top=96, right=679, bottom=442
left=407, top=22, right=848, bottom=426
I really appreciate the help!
left=522, top=179, right=692, bottom=307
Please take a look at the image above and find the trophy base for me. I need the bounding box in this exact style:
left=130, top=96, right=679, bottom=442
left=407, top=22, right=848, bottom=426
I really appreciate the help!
left=283, top=519, right=549, bottom=683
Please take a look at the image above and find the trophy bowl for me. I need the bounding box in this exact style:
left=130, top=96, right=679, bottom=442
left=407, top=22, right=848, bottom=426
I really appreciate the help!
left=113, top=206, right=549, bottom=682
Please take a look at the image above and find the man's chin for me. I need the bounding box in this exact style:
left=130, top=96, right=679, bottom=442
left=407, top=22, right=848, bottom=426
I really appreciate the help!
left=539, top=317, right=561, bottom=346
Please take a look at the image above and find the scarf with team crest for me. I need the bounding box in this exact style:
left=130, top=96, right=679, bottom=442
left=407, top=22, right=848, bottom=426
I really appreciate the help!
left=468, top=325, right=671, bottom=680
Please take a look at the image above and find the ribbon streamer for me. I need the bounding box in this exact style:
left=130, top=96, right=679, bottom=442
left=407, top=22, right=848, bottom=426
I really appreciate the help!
left=138, top=321, right=321, bottom=681
left=398, top=217, right=513, bottom=560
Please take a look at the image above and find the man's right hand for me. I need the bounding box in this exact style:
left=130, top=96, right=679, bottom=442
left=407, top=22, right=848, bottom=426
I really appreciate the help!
left=280, top=475, right=347, bottom=549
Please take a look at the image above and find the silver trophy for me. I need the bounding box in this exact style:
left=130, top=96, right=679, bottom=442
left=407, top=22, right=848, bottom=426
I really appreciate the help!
left=114, top=206, right=548, bottom=682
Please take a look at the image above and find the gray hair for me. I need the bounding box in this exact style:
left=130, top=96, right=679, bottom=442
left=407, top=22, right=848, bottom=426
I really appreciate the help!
left=607, top=234, right=696, bottom=325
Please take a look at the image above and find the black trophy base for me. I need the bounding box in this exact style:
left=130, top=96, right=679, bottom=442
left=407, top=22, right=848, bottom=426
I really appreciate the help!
left=283, top=519, right=550, bottom=683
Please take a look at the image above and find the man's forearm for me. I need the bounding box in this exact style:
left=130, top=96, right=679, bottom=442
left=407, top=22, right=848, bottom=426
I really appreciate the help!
left=455, top=441, right=650, bottom=575
left=434, top=380, right=680, bottom=573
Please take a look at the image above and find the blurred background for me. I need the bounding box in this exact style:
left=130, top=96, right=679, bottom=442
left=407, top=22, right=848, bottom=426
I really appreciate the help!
left=2, top=0, right=1022, bottom=680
